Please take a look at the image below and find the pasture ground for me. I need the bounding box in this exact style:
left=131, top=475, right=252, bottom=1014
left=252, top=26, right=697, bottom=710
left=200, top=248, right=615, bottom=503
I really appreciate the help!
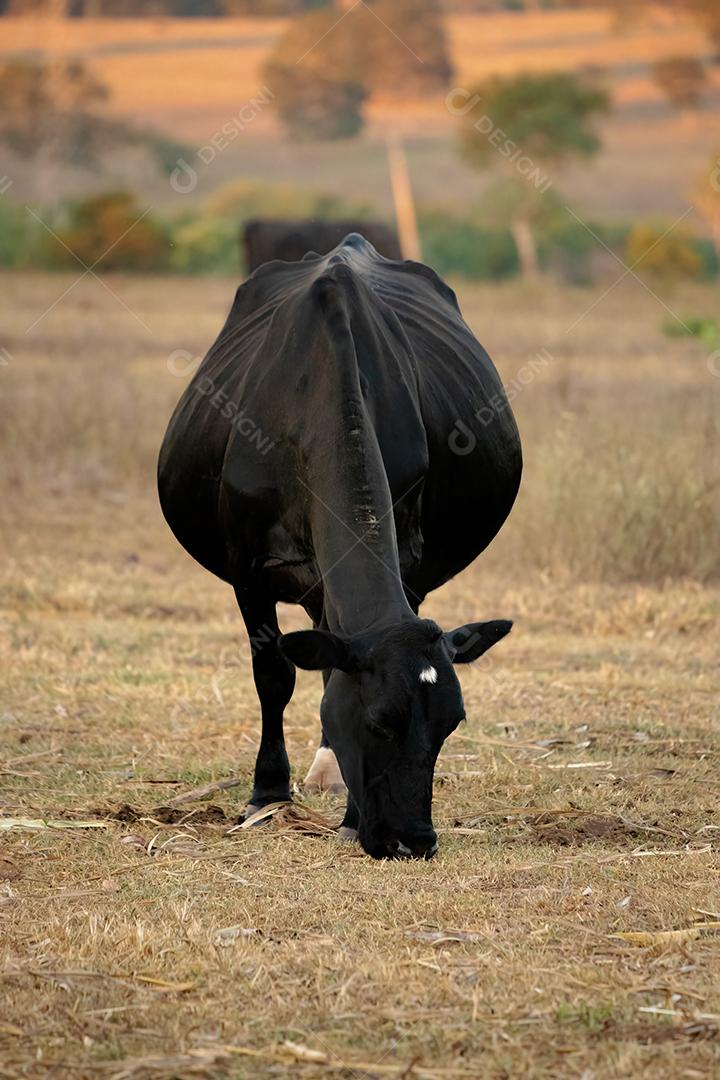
left=1, top=273, right=719, bottom=1079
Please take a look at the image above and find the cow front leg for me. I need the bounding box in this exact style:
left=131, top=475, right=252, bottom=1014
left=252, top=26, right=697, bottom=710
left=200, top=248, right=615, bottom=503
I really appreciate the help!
left=338, top=792, right=359, bottom=842
left=235, top=583, right=295, bottom=817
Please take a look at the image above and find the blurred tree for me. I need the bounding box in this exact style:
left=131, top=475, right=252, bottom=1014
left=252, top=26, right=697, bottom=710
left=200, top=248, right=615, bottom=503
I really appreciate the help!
left=353, top=0, right=454, bottom=97
left=0, top=58, right=107, bottom=158
left=473, top=178, right=562, bottom=279
left=692, top=151, right=720, bottom=264
left=5, top=0, right=71, bottom=12
left=652, top=55, right=707, bottom=122
left=267, top=66, right=367, bottom=139
left=0, top=58, right=189, bottom=199
left=263, top=9, right=366, bottom=139
left=688, top=0, right=720, bottom=58
left=605, top=0, right=683, bottom=31
left=264, top=0, right=452, bottom=139
left=456, top=72, right=609, bottom=277
left=5, top=0, right=231, bottom=11
left=0, top=58, right=109, bottom=199
left=221, top=0, right=306, bottom=12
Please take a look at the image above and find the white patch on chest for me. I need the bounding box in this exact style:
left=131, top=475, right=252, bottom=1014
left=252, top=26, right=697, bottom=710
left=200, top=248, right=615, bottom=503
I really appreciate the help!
left=419, top=665, right=438, bottom=685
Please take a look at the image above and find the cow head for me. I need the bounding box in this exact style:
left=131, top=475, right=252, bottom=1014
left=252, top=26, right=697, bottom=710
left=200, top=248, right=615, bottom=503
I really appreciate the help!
left=279, top=617, right=511, bottom=860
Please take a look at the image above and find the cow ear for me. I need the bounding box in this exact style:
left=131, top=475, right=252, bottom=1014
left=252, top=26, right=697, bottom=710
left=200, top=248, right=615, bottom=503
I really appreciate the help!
left=445, top=620, right=512, bottom=664
left=279, top=630, right=354, bottom=672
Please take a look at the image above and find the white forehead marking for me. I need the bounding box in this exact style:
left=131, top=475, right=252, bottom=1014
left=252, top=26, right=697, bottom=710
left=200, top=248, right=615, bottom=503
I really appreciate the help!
left=419, top=666, right=438, bottom=685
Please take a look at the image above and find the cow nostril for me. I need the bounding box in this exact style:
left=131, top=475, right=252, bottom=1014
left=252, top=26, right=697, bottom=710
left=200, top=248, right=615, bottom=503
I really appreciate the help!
left=424, top=841, right=439, bottom=860
left=387, top=839, right=412, bottom=858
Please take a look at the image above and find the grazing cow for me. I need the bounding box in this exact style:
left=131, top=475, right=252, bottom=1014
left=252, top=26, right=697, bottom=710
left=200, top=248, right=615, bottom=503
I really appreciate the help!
left=158, top=234, right=521, bottom=860
left=243, top=219, right=402, bottom=273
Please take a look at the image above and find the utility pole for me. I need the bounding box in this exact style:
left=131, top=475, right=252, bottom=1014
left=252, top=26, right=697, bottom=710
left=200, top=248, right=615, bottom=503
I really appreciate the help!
left=386, top=132, right=421, bottom=262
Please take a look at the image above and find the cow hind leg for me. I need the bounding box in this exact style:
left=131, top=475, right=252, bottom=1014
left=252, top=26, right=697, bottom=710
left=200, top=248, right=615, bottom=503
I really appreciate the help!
left=303, top=667, right=346, bottom=795
left=235, top=581, right=295, bottom=818
left=304, top=735, right=346, bottom=794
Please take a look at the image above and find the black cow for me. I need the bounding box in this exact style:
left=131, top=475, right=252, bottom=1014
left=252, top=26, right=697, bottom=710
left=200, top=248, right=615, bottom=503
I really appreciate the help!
left=158, top=234, right=521, bottom=860
left=243, top=219, right=402, bottom=273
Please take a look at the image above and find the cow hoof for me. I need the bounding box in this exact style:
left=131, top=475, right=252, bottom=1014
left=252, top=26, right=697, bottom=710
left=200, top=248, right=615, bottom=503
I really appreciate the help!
left=304, top=746, right=347, bottom=795
left=337, top=826, right=358, bottom=843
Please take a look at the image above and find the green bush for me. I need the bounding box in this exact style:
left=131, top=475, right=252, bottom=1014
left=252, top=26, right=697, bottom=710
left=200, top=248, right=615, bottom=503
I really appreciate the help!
left=662, top=315, right=720, bottom=346
left=1, top=184, right=716, bottom=287
left=54, top=193, right=171, bottom=272
left=695, top=236, right=720, bottom=278
left=419, top=210, right=518, bottom=279
left=169, top=182, right=377, bottom=274
left=203, top=179, right=372, bottom=224
left=539, top=218, right=628, bottom=283
left=170, top=215, right=240, bottom=274
left=0, top=200, right=42, bottom=268
left=626, top=223, right=704, bottom=281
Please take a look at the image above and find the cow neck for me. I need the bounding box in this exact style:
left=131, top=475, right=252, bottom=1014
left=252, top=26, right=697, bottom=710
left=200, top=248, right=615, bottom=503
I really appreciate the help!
left=304, top=348, right=414, bottom=639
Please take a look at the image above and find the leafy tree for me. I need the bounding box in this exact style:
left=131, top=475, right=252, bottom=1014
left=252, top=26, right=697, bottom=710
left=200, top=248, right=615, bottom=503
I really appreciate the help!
left=652, top=55, right=707, bottom=121
left=265, top=62, right=367, bottom=140
left=0, top=58, right=111, bottom=200
left=456, top=72, right=609, bottom=277
left=5, top=0, right=224, bottom=10
left=472, top=178, right=565, bottom=280
left=264, top=0, right=452, bottom=140
left=352, top=0, right=454, bottom=97
left=0, top=58, right=107, bottom=158
left=263, top=9, right=366, bottom=139
left=221, top=0, right=306, bottom=12
left=688, top=0, right=720, bottom=57
left=0, top=58, right=189, bottom=199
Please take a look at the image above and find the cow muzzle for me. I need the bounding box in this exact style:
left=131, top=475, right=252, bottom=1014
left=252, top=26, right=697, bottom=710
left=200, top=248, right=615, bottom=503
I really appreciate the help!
left=385, top=828, right=438, bottom=861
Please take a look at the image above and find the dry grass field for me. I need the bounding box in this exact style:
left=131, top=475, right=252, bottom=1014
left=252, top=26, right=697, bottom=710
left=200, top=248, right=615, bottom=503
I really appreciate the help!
left=1, top=271, right=719, bottom=1079
left=2, top=8, right=720, bottom=217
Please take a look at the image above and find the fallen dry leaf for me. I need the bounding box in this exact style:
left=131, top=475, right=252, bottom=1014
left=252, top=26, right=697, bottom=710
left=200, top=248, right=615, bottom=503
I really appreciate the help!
left=131, top=975, right=197, bottom=992
left=281, top=1040, right=329, bottom=1064
left=0, top=818, right=107, bottom=831
left=164, top=775, right=243, bottom=806
left=213, top=926, right=259, bottom=947
left=612, top=922, right=720, bottom=948
left=230, top=801, right=290, bottom=830
left=0, top=1022, right=24, bottom=1036
left=406, top=929, right=485, bottom=944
